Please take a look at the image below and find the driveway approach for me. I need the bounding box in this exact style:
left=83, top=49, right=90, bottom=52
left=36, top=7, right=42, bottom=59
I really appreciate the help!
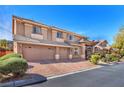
left=28, top=63, right=124, bottom=87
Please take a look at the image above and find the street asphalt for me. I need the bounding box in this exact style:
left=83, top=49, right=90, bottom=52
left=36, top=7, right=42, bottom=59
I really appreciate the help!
left=27, top=63, right=124, bottom=87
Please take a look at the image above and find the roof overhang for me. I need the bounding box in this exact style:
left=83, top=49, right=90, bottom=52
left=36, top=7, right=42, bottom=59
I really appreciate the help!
left=15, top=41, right=72, bottom=48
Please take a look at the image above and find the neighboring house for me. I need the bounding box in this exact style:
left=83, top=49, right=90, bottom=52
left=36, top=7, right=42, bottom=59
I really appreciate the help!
left=79, top=40, right=109, bottom=59
left=92, top=40, right=109, bottom=53
left=12, top=16, right=87, bottom=62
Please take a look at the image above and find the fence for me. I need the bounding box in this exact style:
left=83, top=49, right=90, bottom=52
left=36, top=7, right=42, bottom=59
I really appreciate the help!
left=0, top=49, right=13, bottom=57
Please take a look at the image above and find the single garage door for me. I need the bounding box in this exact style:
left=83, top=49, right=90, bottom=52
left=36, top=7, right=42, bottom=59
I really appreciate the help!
left=59, top=48, right=69, bottom=59
left=22, top=44, right=55, bottom=61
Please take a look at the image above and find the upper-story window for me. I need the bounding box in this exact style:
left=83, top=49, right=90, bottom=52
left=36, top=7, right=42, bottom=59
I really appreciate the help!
left=68, top=35, right=73, bottom=40
left=57, top=32, right=63, bottom=38
left=32, top=26, right=41, bottom=34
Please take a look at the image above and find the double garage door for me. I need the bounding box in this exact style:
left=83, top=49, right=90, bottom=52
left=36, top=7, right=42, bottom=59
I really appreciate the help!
left=23, top=44, right=55, bottom=61
left=22, top=44, right=69, bottom=61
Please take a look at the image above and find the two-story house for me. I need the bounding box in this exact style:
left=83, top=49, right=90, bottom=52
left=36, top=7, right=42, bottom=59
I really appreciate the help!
left=12, top=16, right=87, bottom=62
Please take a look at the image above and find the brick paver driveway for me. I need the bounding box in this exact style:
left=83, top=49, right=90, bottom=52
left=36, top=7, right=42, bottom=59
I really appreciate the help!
left=27, top=59, right=97, bottom=77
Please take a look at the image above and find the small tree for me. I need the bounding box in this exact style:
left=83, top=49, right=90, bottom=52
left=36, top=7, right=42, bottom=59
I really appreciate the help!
left=112, top=27, right=124, bottom=50
left=112, top=27, right=124, bottom=59
left=0, top=39, right=8, bottom=49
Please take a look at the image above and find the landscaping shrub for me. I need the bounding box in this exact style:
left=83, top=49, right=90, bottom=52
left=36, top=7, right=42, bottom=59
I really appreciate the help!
left=111, top=55, right=119, bottom=62
left=104, top=54, right=112, bottom=62
left=90, top=54, right=101, bottom=64
left=119, top=49, right=124, bottom=58
left=94, top=50, right=107, bottom=58
left=102, top=54, right=119, bottom=63
left=0, top=53, right=21, bottom=61
left=0, top=57, right=28, bottom=76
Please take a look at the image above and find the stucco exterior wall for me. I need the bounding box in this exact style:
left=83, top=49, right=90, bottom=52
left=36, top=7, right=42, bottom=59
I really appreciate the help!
left=24, top=23, right=33, bottom=37
left=16, top=21, right=25, bottom=36
left=42, top=27, right=48, bottom=40
left=59, top=47, right=69, bottom=59
left=52, top=30, right=57, bottom=41
left=63, top=32, right=67, bottom=40
left=13, top=42, right=23, bottom=56
left=47, top=28, right=52, bottom=40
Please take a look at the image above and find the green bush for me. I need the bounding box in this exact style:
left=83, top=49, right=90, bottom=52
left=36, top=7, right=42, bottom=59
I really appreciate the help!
left=0, top=53, right=21, bottom=61
left=94, top=50, right=107, bottom=58
left=103, top=54, right=119, bottom=62
left=104, top=54, right=112, bottom=62
left=0, top=57, right=28, bottom=76
left=111, top=56, right=119, bottom=62
left=119, top=49, right=124, bottom=58
left=90, top=54, right=101, bottom=64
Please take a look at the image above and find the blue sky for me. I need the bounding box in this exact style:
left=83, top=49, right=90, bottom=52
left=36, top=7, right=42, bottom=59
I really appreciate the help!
left=0, top=5, right=124, bottom=45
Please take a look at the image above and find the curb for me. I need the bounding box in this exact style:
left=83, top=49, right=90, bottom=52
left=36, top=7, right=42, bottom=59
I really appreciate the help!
left=0, top=74, right=47, bottom=87
left=47, top=66, right=102, bottom=80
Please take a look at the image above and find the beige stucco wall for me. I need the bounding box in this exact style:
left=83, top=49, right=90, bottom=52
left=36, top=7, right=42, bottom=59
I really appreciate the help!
left=59, top=47, right=69, bottom=59
left=24, top=23, right=33, bottom=37
left=13, top=42, right=23, bottom=56
left=47, top=28, right=52, bottom=40
left=42, top=27, right=48, bottom=40
left=16, top=21, right=25, bottom=36
left=63, top=32, right=67, bottom=40
left=13, top=17, right=84, bottom=42
left=52, top=30, right=57, bottom=41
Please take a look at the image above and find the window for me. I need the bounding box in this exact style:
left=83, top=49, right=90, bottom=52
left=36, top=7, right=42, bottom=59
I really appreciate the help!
left=68, top=35, right=73, bottom=40
left=32, top=26, right=41, bottom=34
left=74, top=48, right=79, bottom=55
left=57, top=32, right=63, bottom=38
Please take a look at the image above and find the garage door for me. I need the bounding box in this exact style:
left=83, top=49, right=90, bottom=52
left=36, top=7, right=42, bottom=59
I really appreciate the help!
left=59, top=48, right=69, bottom=59
left=22, top=44, right=55, bottom=61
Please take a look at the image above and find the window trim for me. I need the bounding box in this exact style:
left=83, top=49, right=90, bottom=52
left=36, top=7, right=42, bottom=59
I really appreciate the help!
left=56, top=32, right=63, bottom=38
left=32, top=26, right=41, bottom=34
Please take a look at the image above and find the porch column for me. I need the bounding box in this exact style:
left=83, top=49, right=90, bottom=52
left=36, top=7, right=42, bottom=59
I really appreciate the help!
left=80, top=46, right=86, bottom=59
left=55, top=47, right=60, bottom=60
left=19, top=43, right=23, bottom=57
left=69, top=48, right=73, bottom=59
left=13, top=41, right=18, bottom=53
